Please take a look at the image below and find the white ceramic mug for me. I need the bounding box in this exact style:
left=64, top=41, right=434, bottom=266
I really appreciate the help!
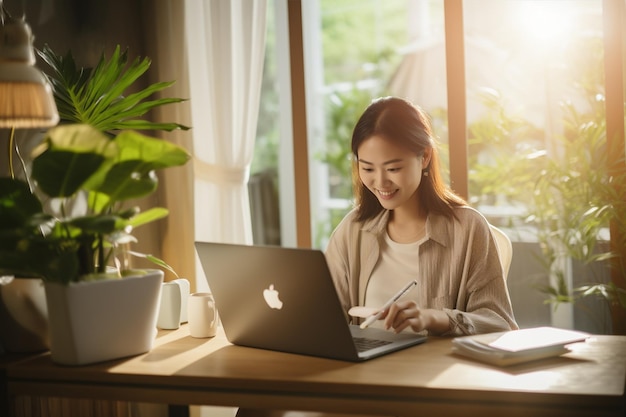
left=156, top=279, right=191, bottom=329
left=157, top=281, right=182, bottom=330
left=187, top=292, right=218, bottom=338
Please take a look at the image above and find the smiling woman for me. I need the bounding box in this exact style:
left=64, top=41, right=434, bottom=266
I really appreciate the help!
left=236, top=96, right=518, bottom=417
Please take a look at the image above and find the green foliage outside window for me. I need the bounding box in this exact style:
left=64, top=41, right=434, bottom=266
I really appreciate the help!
left=467, top=38, right=626, bottom=312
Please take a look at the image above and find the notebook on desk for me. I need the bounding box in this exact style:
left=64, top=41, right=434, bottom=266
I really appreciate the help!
left=195, top=241, right=427, bottom=361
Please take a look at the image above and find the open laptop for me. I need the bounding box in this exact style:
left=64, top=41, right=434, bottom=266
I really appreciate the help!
left=195, top=241, right=427, bottom=361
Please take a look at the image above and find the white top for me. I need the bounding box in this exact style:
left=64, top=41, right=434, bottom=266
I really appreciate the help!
left=364, top=232, right=424, bottom=329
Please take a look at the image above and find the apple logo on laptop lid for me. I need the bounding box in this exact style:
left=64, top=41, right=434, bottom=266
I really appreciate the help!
left=263, top=284, right=283, bottom=309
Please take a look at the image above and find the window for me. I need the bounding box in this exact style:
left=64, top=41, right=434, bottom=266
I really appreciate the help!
left=253, top=0, right=624, bottom=333
left=304, top=0, right=446, bottom=248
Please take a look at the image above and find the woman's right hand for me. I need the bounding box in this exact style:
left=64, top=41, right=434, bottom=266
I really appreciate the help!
left=382, top=300, right=450, bottom=334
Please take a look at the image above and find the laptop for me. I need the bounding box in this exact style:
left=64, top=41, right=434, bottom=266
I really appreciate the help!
left=195, top=241, right=427, bottom=361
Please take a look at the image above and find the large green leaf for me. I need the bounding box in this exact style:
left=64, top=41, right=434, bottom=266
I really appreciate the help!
left=30, top=125, right=117, bottom=198
left=114, top=130, right=191, bottom=169
left=85, top=130, right=190, bottom=204
left=68, top=214, right=122, bottom=235
left=0, top=179, right=43, bottom=230
left=95, top=161, right=159, bottom=203
left=126, top=207, right=169, bottom=229
left=31, top=150, right=105, bottom=198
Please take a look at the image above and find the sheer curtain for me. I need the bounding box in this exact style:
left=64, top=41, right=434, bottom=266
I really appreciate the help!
left=185, top=0, right=268, bottom=291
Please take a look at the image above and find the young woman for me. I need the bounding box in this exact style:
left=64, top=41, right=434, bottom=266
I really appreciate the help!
left=236, top=96, right=517, bottom=417
left=325, top=96, right=517, bottom=335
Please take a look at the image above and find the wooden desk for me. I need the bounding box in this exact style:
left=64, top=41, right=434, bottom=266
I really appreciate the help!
left=5, top=326, right=626, bottom=417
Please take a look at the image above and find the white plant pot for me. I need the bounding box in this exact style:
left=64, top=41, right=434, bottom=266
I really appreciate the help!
left=551, top=301, right=575, bottom=330
left=44, top=270, right=164, bottom=365
left=0, top=278, right=49, bottom=353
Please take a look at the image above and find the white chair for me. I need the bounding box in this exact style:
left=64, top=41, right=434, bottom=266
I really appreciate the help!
left=489, top=224, right=513, bottom=281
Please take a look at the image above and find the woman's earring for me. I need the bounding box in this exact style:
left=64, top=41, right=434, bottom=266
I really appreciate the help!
left=423, top=170, right=429, bottom=177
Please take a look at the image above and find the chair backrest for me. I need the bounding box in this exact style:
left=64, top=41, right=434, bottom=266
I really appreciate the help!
left=489, top=224, right=512, bottom=281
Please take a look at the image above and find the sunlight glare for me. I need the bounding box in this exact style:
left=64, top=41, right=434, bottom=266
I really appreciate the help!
left=427, top=363, right=560, bottom=391
left=515, top=1, right=573, bottom=47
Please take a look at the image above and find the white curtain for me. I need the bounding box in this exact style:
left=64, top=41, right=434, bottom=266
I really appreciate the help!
left=185, top=0, right=268, bottom=290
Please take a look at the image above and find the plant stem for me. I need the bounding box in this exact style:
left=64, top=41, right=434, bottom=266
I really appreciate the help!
left=97, top=235, right=105, bottom=273
left=6, top=127, right=35, bottom=191
left=7, top=127, right=15, bottom=178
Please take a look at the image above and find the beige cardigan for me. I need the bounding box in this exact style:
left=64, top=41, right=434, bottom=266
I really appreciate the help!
left=324, top=206, right=519, bottom=336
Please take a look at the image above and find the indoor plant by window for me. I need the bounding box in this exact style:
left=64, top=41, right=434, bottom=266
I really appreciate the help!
left=468, top=89, right=626, bottom=334
left=0, top=45, right=190, bottom=364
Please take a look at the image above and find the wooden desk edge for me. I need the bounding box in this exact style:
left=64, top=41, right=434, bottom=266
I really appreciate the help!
left=4, top=329, right=626, bottom=417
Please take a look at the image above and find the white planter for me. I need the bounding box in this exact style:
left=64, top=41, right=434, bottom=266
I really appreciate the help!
left=0, top=278, right=49, bottom=352
left=44, top=270, right=164, bottom=365
left=551, top=301, right=575, bottom=330
left=549, top=256, right=575, bottom=330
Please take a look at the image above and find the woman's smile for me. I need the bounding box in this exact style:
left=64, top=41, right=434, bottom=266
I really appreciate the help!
left=376, top=189, right=398, bottom=200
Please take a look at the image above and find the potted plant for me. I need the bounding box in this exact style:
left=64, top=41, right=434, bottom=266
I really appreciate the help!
left=467, top=89, right=626, bottom=334
left=526, top=101, right=626, bottom=330
left=0, top=45, right=190, bottom=364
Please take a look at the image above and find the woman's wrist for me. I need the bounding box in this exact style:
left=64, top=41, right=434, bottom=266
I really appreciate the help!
left=424, top=309, right=451, bottom=334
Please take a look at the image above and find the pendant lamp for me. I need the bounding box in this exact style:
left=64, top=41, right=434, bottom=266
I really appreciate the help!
left=0, top=2, right=58, bottom=127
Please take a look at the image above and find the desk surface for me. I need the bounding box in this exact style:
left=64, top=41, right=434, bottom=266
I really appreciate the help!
left=6, top=326, right=626, bottom=416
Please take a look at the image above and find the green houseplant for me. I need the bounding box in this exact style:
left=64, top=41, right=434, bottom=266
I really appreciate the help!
left=0, top=45, right=190, bottom=363
left=468, top=90, right=626, bottom=334
left=0, top=123, right=189, bottom=283
left=527, top=100, right=626, bottom=314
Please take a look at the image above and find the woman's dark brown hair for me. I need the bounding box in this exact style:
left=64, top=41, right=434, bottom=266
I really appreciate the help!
left=351, top=96, right=466, bottom=222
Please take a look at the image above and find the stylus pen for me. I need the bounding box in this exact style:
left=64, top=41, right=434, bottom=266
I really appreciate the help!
left=360, top=279, right=418, bottom=329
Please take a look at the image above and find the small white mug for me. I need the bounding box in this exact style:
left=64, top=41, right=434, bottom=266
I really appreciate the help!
left=156, top=278, right=190, bottom=330
left=187, top=292, right=218, bottom=338
left=157, top=281, right=182, bottom=330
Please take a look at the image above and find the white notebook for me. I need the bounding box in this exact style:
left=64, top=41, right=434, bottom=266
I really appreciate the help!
left=451, top=327, right=590, bottom=366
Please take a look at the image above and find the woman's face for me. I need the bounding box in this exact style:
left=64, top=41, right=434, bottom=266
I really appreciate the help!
left=357, top=134, right=431, bottom=212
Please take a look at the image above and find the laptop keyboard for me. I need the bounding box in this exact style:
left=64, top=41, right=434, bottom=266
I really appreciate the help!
left=353, top=337, right=393, bottom=352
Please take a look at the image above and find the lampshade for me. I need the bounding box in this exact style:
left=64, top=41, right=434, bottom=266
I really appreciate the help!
left=0, top=6, right=59, bottom=128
